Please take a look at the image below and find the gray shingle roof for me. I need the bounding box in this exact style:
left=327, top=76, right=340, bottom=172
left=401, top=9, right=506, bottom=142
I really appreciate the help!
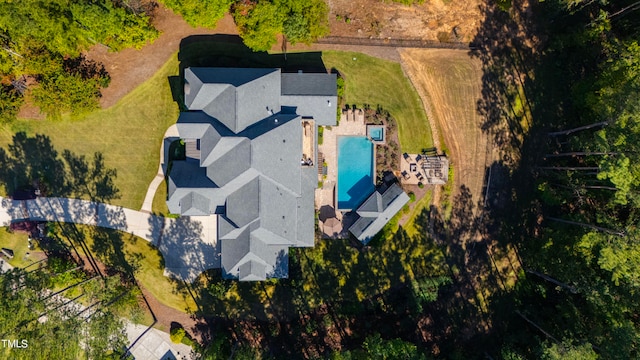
left=281, top=73, right=337, bottom=96
left=349, top=183, right=410, bottom=244
left=185, top=67, right=281, bottom=133
left=180, top=191, right=210, bottom=216
left=226, top=176, right=259, bottom=228
left=239, top=260, right=267, bottom=281
left=168, top=67, right=337, bottom=281
left=296, top=167, right=317, bottom=247
left=251, top=117, right=302, bottom=195
left=280, top=73, right=337, bottom=126
left=203, top=137, right=251, bottom=186
left=258, top=176, right=298, bottom=243
left=218, top=215, right=238, bottom=239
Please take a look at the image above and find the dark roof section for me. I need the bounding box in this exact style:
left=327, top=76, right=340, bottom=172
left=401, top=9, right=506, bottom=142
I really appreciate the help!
left=190, top=67, right=279, bottom=88
left=281, top=73, right=338, bottom=96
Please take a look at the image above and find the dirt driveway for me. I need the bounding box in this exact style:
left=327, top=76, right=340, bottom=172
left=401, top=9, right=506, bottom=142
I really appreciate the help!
left=400, top=49, right=495, bottom=206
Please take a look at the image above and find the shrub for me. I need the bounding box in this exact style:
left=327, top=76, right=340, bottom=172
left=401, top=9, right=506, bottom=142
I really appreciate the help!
left=408, top=192, right=416, bottom=202
left=170, top=327, right=186, bottom=344
left=418, top=182, right=424, bottom=189
left=181, top=335, right=194, bottom=347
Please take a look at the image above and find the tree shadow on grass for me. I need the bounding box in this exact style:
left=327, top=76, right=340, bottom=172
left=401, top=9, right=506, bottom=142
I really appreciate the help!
left=0, top=132, right=68, bottom=197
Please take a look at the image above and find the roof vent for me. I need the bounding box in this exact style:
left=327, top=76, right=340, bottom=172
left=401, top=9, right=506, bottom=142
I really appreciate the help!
left=184, top=80, right=191, bottom=95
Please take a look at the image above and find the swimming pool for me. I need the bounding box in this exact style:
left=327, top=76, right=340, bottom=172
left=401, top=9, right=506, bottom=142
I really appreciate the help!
left=369, top=127, right=384, bottom=141
left=337, top=136, right=375, bottom=210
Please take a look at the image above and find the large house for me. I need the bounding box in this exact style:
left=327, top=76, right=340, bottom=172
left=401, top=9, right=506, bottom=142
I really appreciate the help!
left=166, top=67, right=337, bottom=281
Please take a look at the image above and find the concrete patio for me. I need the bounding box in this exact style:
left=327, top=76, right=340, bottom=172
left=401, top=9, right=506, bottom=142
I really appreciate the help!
left=399, top=153, right=449, bottom=185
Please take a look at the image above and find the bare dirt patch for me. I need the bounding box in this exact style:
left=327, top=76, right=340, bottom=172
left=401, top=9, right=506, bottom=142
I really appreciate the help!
left=327, top=0, right=482, bottom=42
left=86, top=5, right=238, bottom=109
left=400, top=49, right=494, bottom=206
left=137, top=282, right=204, bottom=342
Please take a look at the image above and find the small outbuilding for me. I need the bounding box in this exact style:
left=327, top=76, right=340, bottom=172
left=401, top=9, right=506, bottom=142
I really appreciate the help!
left=348, top=183, right=410, bottom=245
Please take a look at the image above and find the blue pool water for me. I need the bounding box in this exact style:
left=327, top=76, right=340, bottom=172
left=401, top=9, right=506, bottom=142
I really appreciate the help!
left=337, top=136, right=375, bottom=210
left=369, top=127, right=384, bottom=141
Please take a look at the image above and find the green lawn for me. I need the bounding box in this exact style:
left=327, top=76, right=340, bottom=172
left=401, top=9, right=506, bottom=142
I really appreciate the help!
left=0, top=228, right=45, bottom=268
left=322, top=51, right=433, bottom=153
left=404, top=189, right=433, bottom=237
left=0, top=56, right=181, bottom=210
left=152, top=179, right=169, bottom=215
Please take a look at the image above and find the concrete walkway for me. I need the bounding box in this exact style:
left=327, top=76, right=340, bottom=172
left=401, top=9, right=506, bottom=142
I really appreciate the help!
left=141, top=125, right=179, bottom=213
left=127, top=323, right=193, bottom=360
left=0, top=195, right=219, bottom=282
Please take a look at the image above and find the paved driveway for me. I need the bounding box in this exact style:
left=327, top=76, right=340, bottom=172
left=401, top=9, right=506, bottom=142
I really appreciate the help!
left=0, top=196, right=220, bottom=282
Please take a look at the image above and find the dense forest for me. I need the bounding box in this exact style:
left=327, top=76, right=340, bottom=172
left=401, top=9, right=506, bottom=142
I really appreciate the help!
left=470, top=0, right=640, bottom=358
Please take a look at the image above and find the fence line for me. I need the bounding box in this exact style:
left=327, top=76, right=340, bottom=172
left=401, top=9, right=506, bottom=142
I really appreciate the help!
left=316, top=36, right=473, bottom=50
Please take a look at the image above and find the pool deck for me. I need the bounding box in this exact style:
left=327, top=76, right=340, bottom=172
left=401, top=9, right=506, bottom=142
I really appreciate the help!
left=316, top=109, right=368, bottom=237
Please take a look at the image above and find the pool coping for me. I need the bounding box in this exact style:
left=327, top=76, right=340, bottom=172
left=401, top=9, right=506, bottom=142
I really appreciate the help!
left=335, top=135, right=377, bottom=212
left=366, top=124, right=386, bottom=145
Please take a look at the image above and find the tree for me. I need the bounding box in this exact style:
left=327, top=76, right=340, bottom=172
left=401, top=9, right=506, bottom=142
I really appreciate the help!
left=233, top=1, right=284, bottom=52
left=330, top=334, right=427, bottom=360
left=282, top=0, right=329, bottom=45
left=361, top=334, right=427, bottom=359
left=161, top=0, right=234, bottom=28
left=233, top=0, right=329, bottom=51
left=0, top=268, right=126, bottom=360
left=540, top=341, right=598, bottom=360
left=31, top=71, right=102, bottom=119
left=84, top=310, right=127, bottom=359
left=0, top=0, right=158, bottom=121
left=0, top=84, right=23, bottom=123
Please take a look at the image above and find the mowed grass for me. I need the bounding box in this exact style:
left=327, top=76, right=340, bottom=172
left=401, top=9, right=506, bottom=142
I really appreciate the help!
left=0, top=228, right=45, bottom=268
left=322, top=51, right=433, bottom=153
left=151, top=180, right=169, bottom=215
left=0, top=56, right=181, bottom=210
